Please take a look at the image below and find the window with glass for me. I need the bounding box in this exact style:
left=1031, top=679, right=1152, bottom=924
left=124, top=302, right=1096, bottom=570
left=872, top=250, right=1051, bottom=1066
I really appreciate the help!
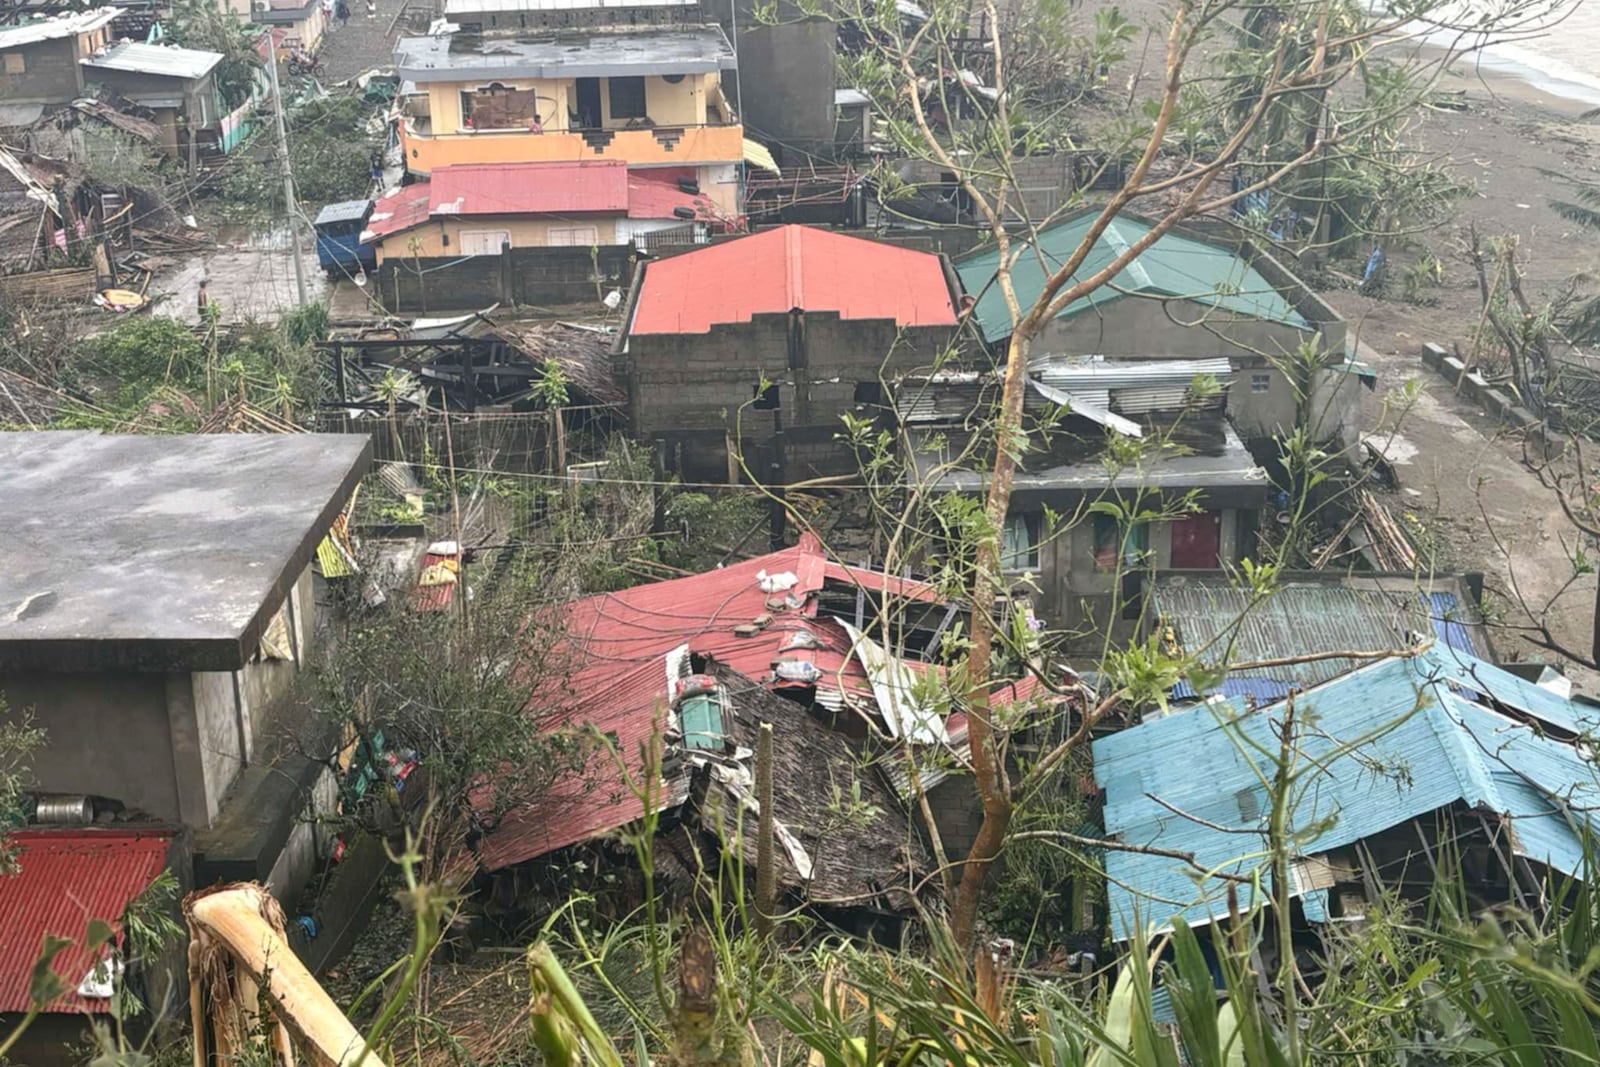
left=1092, top=514, right=1149, bottom=571
left=1001, top=513, right=1040, bottom=571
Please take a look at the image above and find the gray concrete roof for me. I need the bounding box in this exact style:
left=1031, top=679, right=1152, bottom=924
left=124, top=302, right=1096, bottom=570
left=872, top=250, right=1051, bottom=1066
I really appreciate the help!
left=0, top=431, right=371, bottom=673
left=395, top=26, right=735, bottom=81
left=911, top=423, right=1268, bottom=500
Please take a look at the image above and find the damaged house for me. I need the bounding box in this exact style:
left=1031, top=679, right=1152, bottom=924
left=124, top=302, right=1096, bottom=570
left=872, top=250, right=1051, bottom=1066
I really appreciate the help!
left=0, top=11, right=229, bottom=166
left=955, top=209, right=1365, bottom=452
left=474, top=533, right=1046, bottom=926
left=1094, top=647, right=1600, bottom=949
left=896, top=356, right=1268, bottom=631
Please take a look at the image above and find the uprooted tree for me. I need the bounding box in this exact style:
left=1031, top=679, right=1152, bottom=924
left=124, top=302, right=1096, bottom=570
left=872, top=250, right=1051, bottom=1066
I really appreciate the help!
left=810, top=0, right=1574, bottom=946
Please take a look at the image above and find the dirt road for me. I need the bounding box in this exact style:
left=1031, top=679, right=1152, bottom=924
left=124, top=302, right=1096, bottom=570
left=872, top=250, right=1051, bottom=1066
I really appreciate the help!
left=1354, top=339, right=1597, bottom=684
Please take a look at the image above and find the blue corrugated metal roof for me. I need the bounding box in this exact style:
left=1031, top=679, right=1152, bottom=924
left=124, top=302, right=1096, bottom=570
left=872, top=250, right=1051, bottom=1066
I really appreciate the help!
left=955, top=211, right=1310, bottom=344
left=1170, top=676, right=1294, bottom=702
left=1425, top=591, right=1476, bottom=654
left=1096, top=650, right=1600, bottom=942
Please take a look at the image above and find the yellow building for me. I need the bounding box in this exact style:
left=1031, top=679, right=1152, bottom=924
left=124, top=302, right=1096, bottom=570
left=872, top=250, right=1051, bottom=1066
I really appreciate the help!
left=393, top=26, right=750, bottom=218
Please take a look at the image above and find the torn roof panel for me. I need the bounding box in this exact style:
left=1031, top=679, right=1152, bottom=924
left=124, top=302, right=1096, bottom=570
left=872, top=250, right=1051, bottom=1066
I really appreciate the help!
left=361, top=181, right=432, bottom=243
left=480, top=534, right=946, bottom=870
left=479, top=659, right=931, bottom=905
left=1093, top=652, right=1600, bottom=942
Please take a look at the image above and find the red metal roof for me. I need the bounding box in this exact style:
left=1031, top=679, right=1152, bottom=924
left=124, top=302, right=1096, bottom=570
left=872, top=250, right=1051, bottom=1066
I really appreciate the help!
left=362, top=161, right=635, bottom=243
left=430, top=160, right=629, bottom=217
left=0, top=829, right=172, bottom=1014
left=476, top=533, right=943, bottom=870
left=626, top=171, right=717, bottom=221
left=627, top=225, right=961, bottom=335
left=362, top=181, right=431, bottom=243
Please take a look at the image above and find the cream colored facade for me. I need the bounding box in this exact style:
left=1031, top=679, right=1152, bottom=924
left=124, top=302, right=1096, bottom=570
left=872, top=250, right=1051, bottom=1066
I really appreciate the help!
left=415, top=70, right=719, bottom=134
left=372, top=215, right=621, bottom=264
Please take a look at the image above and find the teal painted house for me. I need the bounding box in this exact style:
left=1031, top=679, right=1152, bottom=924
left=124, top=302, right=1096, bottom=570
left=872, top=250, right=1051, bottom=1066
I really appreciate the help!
left=954, top=210, right=1359, bottom=448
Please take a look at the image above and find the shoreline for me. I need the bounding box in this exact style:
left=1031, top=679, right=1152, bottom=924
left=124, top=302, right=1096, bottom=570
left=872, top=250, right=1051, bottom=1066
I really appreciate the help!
left=1421, top=40, right=1600, bottom=119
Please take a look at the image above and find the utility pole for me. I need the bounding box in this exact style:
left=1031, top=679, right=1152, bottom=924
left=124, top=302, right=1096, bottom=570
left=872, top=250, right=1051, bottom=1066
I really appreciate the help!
left=265, top=31, right=309, bottom=307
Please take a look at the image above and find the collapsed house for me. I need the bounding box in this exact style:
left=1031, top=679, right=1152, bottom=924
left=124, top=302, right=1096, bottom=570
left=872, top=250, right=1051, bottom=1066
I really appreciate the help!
left=1094, top=647, right=1600, bottom=946
left=473, top=533, right=1049, bottom=926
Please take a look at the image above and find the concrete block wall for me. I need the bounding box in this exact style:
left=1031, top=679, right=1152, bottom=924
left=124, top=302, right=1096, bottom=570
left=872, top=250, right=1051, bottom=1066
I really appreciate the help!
left=1419, top=341, right=1567, bottom=459
left=376, top=247, right=634, bottom=312
left=622, top=310, right=960, bottom=480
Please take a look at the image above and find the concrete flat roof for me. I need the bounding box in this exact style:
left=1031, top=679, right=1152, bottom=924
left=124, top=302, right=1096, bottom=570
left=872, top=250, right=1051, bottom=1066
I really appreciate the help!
left=0, top=431, right=371, bottom=673
left=395, top=26, right=735, bottom=81
left=912, top=424, right=1268, bottom=503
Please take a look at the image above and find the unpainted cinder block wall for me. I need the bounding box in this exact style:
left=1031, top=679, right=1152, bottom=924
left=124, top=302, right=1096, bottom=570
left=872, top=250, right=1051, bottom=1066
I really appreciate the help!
left=620, top=310, right=961, bottom=481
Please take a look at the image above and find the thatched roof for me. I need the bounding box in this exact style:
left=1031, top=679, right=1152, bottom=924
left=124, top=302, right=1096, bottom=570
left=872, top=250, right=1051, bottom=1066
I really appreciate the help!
left=493, top=321, right=627, bottom=409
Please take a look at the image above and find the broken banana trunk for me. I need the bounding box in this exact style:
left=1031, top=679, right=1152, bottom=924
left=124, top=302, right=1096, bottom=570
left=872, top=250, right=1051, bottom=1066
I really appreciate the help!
left=185, top=883, right=386, bottom=1067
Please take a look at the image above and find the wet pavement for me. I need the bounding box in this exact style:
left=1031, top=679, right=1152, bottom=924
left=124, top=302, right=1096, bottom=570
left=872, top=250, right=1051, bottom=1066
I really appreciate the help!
left=145, top=227, right=329, bottom=325
left=317, top=0, right=410, bottom=84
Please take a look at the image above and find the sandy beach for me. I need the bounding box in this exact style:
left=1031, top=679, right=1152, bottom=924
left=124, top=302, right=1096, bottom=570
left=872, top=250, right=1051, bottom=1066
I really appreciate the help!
left=1325, top=45, right=1600, bottom=357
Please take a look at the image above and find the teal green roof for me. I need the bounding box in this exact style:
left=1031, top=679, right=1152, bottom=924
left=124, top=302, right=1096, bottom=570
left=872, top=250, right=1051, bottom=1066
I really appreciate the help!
left=956, top=212, right=1310, bottom=343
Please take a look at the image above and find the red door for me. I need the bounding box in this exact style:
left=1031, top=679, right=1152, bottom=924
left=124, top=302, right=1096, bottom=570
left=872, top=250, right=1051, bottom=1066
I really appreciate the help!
left=1170, top=511, right=1222, bottom=569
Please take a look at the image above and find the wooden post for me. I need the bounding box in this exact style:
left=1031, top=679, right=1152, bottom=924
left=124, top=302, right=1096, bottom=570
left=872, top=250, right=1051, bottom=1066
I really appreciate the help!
left=652, top=438, right=669, bottom=534
left=754, top=722, right=776, bottom=940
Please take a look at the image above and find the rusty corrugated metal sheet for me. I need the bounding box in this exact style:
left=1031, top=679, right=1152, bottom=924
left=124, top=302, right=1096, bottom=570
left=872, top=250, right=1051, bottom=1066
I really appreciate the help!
left=628, top=225, right=960, bottom=335
left=0, top=828, right=172, bottom=1014
left=1154, top=577, right=1481, bottom=690
left=477, top=534, right=945, bottom=869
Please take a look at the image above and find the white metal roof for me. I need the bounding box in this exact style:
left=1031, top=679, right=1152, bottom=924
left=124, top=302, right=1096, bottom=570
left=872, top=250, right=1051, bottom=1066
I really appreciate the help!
left=82, top=40, right=223, bottom=80
left=0, top=7, right=118, bottom=50
left=443, top=0, right=694, bottom=14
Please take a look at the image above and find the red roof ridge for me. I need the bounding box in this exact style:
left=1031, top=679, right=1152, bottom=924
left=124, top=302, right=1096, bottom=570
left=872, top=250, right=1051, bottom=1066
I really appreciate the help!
left=785, top=224, right=805, bottom=310
left=628, top=225, right=960, bottom=335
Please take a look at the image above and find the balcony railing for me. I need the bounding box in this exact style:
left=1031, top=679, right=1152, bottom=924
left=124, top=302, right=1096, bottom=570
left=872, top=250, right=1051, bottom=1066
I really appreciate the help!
left=399, top=119, right=745, bottom=172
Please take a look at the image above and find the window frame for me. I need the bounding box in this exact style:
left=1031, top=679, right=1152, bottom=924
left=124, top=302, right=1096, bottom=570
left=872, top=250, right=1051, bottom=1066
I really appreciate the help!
left=1000, top=512, right=1041, bottom=572
left=1092, top=514, right=1150, bottom=573
left=607, top=76, right=648, bottom=119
